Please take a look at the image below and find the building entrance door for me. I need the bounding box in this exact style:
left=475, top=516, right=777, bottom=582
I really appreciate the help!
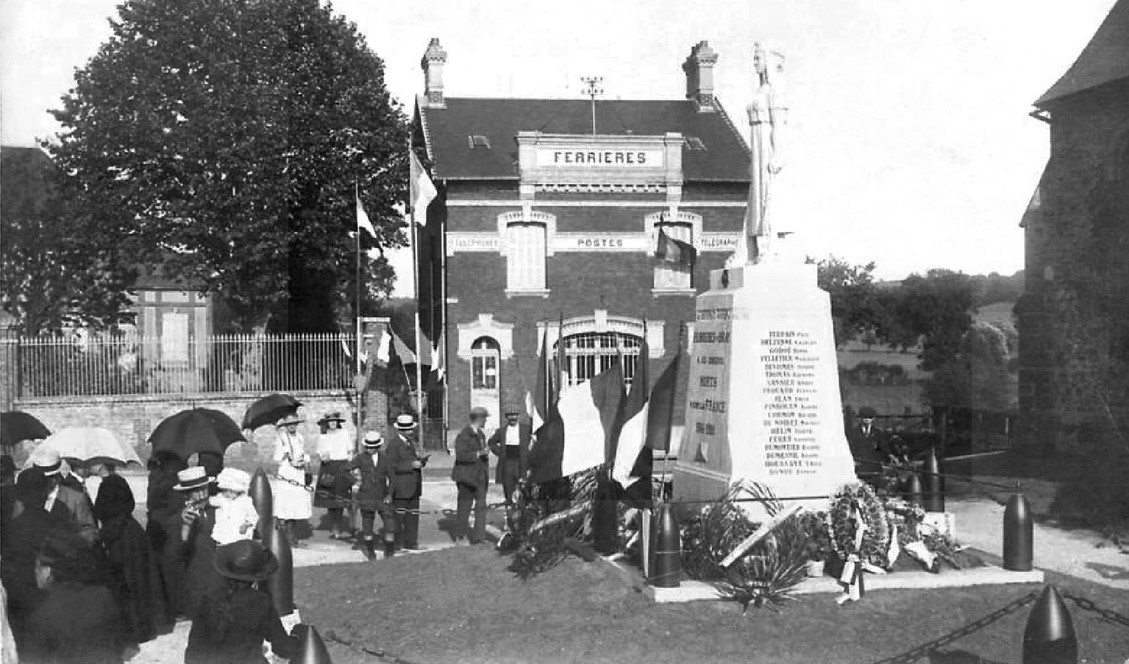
left=470, top=337, right=501, bottom=434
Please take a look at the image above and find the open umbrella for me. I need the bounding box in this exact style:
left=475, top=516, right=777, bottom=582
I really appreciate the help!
left=149, top=408, right=245, bottom=462
left=23, top=427, right=141, bottom=469
left=241, top=394, right=302, bottom=431
left=1, top=411, right=51, bottom=447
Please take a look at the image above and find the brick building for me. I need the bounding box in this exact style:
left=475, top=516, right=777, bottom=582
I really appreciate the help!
left=411, top=39, right=751, bottom=439
left=1017, top=0, right=1129, bottom=453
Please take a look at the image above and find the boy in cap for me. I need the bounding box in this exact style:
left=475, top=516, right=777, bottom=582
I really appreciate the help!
left=384, top=413, right=426, bottom=550
left=349, top=432, right=392, bottom=560
left=452, top=407, right=491, bottom=545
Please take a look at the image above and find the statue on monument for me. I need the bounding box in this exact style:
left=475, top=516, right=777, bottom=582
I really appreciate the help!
left=730, top=43, right=788, bottom=267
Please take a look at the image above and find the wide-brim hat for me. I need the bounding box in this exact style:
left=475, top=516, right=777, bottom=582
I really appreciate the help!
left=277, top=413, right=303, bottom=427
left=213, top=540, right=278, bottom=582
left=362, top=431, right=384, bottom=449
left=215, top=467, right=251, bottom=493
left=394, top=414, right=416, bottom=431
left=469, top=406, right=490, bottom=419
left=318, top=411, right=346, bottom=425
left=173, top=466, right=215, bottom=492
left=858, top=407, right=878, bottom=419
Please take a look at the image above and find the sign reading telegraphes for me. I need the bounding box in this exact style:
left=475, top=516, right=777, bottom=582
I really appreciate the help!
left=446, top=234, right=501, bottom=254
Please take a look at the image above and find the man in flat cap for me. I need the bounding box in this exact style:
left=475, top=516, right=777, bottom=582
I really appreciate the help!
left=451, top=407, right=491, bottom=545
left=488, top=404, right=531, bottom=509
left=848, top=406, right=888, bottom=480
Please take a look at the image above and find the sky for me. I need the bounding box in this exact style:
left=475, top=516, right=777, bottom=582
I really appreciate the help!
left=1, top=0, right=1119, bottom=295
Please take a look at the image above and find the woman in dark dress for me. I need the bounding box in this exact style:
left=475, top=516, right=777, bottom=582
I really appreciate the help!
left=184, top=540, right=302, bottom=664
left=146, top=451, right=188, bottom=617
left=95, top=473, right=172, bottom=645
left=21, top=530, right=127, bottom=664
left=171, top=466, right=226, bottom=620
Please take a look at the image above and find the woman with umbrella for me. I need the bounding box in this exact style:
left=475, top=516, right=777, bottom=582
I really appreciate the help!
left=313, top=411, right=353, bottom=540
left=273, top=414, right=312, bottom=547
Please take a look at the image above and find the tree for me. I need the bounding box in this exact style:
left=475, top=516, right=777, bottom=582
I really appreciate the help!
left=925, top=321, right=1015, bottom=411
left=808, top=256, right=883, bottom=348
left=879, top=269, right=976, bottom=371
left=48, top=0, right=408, bottom=332
left=0, top=148, right=136, bottom=335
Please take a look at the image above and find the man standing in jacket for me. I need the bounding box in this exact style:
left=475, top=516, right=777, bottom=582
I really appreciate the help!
left=488, top=405, right=530, bottom=508
left=349, top=431, right=391, bottom=560
left=452, top=407, right=491, bottom=546
left=384, top=414, right=426, bottom=550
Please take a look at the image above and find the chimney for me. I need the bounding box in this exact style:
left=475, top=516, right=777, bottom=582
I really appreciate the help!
left=682, top=41, right=718, bottom=112
left=421, top=38, right=447, bottom=109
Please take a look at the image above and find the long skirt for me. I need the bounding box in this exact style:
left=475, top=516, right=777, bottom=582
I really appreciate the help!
left=275, top=465, right=312, bottom=520
left=312, top=460, right=352, bottom=510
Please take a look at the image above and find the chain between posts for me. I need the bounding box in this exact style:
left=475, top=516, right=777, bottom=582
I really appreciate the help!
left=870, top=590, right=1041, bottom=664
left=1060, top=591, right=1129, bottom=629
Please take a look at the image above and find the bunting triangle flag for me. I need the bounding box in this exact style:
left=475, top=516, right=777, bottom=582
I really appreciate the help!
left=391, top=329, right=416, bottom=365
left=356, top=194, right=377, bottom=240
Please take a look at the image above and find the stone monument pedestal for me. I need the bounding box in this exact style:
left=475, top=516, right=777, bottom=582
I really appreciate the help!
left=672, top=262, right=857, bottom=514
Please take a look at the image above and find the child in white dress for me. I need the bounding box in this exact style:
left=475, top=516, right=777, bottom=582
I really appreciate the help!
left=210, top=468, right=260, bottom=546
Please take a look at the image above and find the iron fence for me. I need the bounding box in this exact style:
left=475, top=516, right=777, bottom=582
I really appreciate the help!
left=14, top=332, right=358, bottom=397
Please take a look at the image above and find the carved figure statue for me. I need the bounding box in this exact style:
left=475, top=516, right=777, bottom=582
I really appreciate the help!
left=735, top=43, right=787, bottom=266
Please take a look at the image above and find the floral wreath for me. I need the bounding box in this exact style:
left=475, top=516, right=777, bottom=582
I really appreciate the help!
left=826, top=482, right=890, bottom=567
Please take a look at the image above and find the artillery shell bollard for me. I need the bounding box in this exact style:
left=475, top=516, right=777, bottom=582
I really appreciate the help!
left=249, top=468, right=274, bottom=540
left=592, top=492, right=619, bottom=556
left=1003, top=491, right=1033, bottom=572
left=922, top=447, right=944, bottom=512
left=264, top=517, right=296, bottom=617
left=295, top=625, right=333, bottom=664
left=907, top=472, right=924, bottom=508
left=1022, top=585, right=1078, bottom=664
left=650, top=504, right=681, bottom=588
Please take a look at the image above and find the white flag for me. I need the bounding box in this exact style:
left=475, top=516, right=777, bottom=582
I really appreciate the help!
left=356, top=194, right=377, bottom=240
left=374, top=324, right=391, bottom=367
left=409, top=151, right=437, bottom=224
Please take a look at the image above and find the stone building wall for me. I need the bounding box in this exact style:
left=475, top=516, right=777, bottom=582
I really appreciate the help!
left=1018, top=80, right=1129, bottom=454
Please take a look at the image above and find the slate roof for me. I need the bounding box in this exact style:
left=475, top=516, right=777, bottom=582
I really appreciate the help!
left=1035, top=0, right=1129, bottom=107
left=418, top=97, right=750, bottom=182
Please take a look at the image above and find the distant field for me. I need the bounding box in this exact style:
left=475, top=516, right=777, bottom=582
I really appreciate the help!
left=975, top=301, right=1016, bottom=328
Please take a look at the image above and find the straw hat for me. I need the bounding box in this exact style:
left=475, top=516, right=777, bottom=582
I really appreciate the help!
left=172, top=466, right=214, bottom=492
left=394, top=414, right=417, bottom=431
left=361, top=432, right=384, bottom=449
left=33, top=449, right=63, bottom=477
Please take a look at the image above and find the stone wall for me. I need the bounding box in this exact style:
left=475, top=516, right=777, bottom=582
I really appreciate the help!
left=12, top=388, right=388, bottom=473
left=1018, top=81, right=1129, bottom=454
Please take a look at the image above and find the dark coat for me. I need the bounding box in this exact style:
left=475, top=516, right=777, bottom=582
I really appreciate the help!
left=848, top=424, right=889, bottom=472
left=20, top=581, right=126, bottom=664
left=184, top=586, right=299, bottom=664
left=96, top=475, right=171, bottom=644
left=348, top=450, right=387, bottom=510
left=383, top=434, right=423, bottom=500
left=50, top=484, right=99, bottom=545
left=451, top=425, right=489, bottom=489
left=0, top=505, right=72, bottom=645
left=176, top=504, right=226, bottom=619
left=487, top=419, right=532, bottom=483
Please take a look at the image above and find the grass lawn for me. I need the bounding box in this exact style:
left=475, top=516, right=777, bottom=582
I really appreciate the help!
left=296, top=546, right=1129, bottom=664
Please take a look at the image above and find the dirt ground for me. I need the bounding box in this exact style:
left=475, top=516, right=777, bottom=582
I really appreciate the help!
left=294, top=546, right=1129, bottom=664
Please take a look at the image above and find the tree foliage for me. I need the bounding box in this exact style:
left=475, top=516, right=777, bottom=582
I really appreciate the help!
left=47, top=0, right=408, bottom=332
left=924, top=321, right=1015, bottom=411
left=809, top=256, right=882, bottom=348
left=0, top=148, right=136, bottom=335
left=879, top=269, right=977, bottom=371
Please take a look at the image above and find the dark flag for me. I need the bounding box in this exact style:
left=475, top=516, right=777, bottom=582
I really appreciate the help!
left=645, top=349, right=681, bottom=452
left=655, top=228, right=696, bottom=269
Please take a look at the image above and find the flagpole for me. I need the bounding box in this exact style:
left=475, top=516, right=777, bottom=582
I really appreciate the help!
left=409, top=145, right=425, bottom=447
left=355, top=181, right=364, bottom=454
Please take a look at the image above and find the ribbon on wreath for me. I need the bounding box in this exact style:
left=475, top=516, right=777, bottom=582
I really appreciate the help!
left=836, top=502, right=869, bottom=605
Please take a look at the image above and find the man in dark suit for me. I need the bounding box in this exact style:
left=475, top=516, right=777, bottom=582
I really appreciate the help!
left=384, top=413, right=426, bottom=550
left=847, top=406, right=888, bottom=480
left=349, top=431, right=390, bottom=560
left=451, top=407, right=490, bottom=545
left=488, top=405, right=531, bottom=507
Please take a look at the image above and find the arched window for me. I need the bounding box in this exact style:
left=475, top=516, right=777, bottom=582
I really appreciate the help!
left=470, top=336, right=501, bottom=425
left=506, top=222, right=547, bottom=291
left=653, top=221, right=693, bottom=290
left=556, top=332, right=641, bottom=388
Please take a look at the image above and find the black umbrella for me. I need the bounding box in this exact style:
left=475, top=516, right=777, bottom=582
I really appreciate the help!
left=1, top=411, right=51, bottom=447
left=242, top=394, right=303, bottom=431
left=149, top=408, right=246, bottom=462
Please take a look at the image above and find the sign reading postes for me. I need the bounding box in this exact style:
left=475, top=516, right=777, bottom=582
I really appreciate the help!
left=535, top=148, right=665, bottom=169
left=446, top=231, right=740, bottom=255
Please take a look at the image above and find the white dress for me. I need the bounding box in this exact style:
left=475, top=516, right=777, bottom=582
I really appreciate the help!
left=273, top=430, right=313, bottom=520
left=210, top=494, right=259, bottom=545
